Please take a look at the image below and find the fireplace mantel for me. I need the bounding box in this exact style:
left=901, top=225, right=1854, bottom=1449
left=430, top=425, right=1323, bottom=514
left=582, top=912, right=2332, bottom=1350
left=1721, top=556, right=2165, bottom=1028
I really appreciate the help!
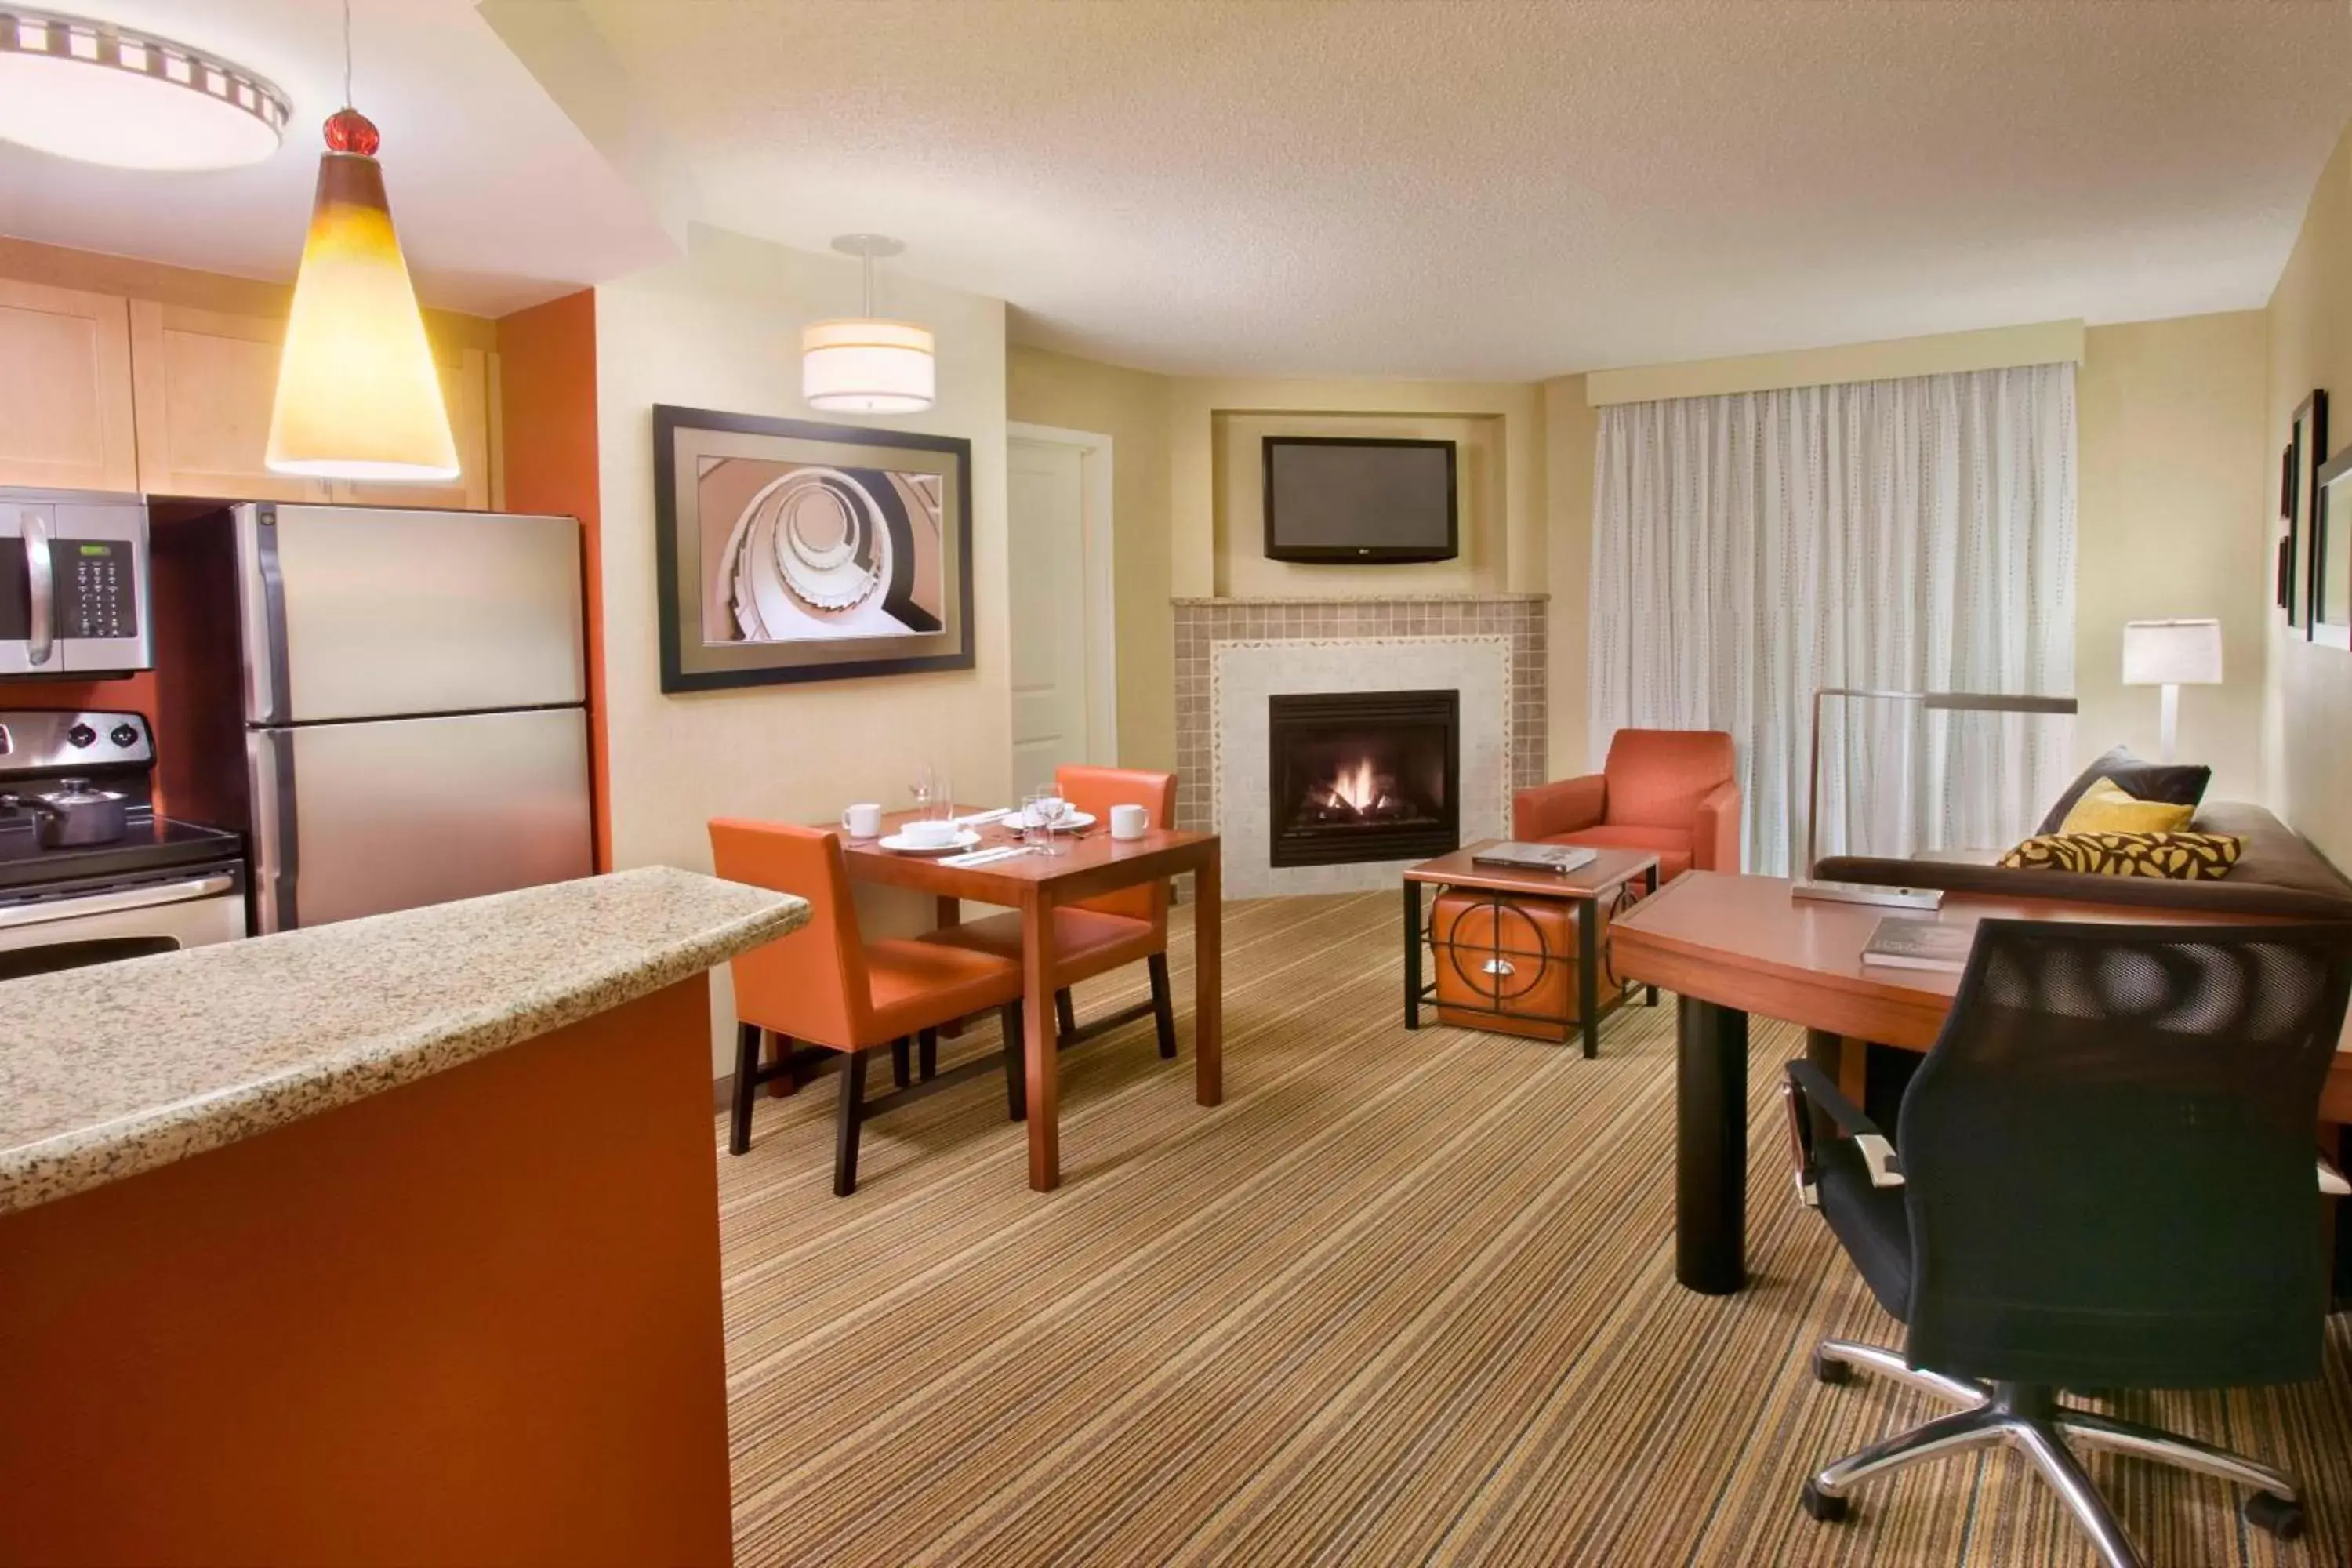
left=1174, top=593, right=1548, bottom=898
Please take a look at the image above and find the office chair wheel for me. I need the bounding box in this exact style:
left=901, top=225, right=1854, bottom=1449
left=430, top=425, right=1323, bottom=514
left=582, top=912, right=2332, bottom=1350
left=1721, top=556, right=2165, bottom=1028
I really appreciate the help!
left=1798, top=1479, right=1849, bottom=1523
left=2242, top=1491, right=2306, bottom=1541
left=1809, top=1348, right=1851, bottom=1385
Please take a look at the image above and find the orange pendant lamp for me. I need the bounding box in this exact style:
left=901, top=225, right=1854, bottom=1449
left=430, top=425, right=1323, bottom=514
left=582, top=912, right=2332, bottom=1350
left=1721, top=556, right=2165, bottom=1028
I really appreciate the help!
left=265, top=5, right=456, bottom=483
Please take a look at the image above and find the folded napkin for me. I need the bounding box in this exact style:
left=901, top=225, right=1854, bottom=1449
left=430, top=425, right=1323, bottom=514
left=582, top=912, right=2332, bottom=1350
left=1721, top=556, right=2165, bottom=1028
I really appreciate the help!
left=952, top=808, right=1014, bottom=827
left=941, top=844, right=1033, bottom=869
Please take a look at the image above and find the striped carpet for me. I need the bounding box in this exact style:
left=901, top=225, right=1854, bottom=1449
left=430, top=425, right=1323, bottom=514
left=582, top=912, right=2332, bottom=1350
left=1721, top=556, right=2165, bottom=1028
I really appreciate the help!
left=713, top=891, right=2352, bottom=1566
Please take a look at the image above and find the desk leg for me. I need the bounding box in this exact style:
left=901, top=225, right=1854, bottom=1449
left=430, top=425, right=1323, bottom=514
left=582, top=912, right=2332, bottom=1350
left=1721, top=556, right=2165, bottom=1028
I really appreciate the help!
left=935, top=897, right=968, bottom=1040
left=1195, top=849, right=1223, bottom=1106
left=1677, top=996, right=1749, bottom=1294
left=1642, top=866, right=1660, bottom=1006
left=1403, top=880, right=1422, bottom=1030
left=1578, top=895, right=1601, bottom=1059
left=1022, top=890, right=1060, bottom=1192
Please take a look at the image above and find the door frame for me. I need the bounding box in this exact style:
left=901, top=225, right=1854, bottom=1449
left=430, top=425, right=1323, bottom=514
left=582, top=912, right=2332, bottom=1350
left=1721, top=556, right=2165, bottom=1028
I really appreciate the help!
left=1006, top=421, right=1118, bottom=765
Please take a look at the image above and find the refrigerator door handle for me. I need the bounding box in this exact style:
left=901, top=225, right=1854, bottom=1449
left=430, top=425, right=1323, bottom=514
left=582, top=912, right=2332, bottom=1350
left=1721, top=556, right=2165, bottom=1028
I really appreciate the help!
left=22, top=509, right=53, bottom=668
left=238, top=505, right=291, bottom=725
left=249, top=728, right=299, bottom=935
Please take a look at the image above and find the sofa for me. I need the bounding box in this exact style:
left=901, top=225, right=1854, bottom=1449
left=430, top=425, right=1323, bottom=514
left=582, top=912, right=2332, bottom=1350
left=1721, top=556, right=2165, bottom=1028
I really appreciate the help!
left=1512, top=728, right=1741, bottom=883
left=1819, top=799, right=2352, bottom=920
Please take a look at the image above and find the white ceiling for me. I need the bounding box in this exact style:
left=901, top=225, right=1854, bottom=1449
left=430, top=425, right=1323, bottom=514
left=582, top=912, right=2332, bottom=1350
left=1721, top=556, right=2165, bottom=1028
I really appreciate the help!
left=0, top=0, right=674, bottom=316
left=3, top=2, right=2348, bottom=374
left=573, top=0, right=2352, bottom=379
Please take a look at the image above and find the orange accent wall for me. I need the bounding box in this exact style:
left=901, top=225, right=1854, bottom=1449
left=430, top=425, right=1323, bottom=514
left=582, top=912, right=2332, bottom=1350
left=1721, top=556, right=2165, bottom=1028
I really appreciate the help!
left=0, top=977, right=735, bottom=1566
left=497, top=289, right=611, bottom=869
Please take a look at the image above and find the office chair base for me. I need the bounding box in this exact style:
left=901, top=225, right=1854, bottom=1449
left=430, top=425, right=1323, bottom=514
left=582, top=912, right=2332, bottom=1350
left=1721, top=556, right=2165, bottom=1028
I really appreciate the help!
left=1804, top=1340, right=2307, bottom=1568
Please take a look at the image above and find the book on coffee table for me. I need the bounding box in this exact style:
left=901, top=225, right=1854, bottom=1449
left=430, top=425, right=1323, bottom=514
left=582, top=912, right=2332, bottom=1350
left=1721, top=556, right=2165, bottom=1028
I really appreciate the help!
left=1469, top=841, right=1599, bottom=874
left=1860, top=916, right=1976, bottom=973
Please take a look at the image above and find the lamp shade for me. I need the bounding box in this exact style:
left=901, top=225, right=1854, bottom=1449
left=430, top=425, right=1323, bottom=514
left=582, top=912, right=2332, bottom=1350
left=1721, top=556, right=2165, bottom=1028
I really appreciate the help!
left=801, top=318, right=936, bottom=413
left=266, top=111, right=459, bottom=482
left=2121, top=618, right=2223, bottom=687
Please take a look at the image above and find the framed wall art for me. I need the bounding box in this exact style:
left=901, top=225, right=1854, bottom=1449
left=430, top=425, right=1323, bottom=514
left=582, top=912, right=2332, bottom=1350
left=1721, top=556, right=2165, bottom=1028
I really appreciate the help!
left=652, top=404, right=974, bottom=692
left=2288, top=390, right=2328, bottom=635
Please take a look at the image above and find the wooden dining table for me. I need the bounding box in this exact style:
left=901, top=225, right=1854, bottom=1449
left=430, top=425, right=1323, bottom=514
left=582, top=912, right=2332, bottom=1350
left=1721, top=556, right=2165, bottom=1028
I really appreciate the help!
left=838, top=808, right=1222, bottom=1191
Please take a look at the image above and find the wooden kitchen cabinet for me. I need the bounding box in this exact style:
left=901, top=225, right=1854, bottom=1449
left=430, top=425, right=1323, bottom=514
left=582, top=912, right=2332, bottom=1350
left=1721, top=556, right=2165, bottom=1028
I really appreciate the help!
left=129, top=299, right=497, bottom=510
left=129, top=300, right=330, bottom=503
left=329, top=344, right=495, bottom=511
left=0, top=278, right=140, bottom=492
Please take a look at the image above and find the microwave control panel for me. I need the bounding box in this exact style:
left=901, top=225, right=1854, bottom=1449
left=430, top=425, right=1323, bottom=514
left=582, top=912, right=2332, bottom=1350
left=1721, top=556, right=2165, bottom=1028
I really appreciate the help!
left=56, top=539, right=139, bottom=640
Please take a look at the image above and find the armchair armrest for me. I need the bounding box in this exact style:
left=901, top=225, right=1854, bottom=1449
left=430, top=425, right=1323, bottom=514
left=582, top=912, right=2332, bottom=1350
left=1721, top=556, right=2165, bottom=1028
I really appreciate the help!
left=1781, top=1059, right=1904, bottom=1208
left=1514, top=774, right=1605, bottom=840
left=1693, top=778, right=1742, bottom=873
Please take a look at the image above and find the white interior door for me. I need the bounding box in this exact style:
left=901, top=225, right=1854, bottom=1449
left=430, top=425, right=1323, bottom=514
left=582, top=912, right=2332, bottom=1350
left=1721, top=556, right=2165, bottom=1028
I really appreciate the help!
left=1007, top=437, right=1094, bottom=800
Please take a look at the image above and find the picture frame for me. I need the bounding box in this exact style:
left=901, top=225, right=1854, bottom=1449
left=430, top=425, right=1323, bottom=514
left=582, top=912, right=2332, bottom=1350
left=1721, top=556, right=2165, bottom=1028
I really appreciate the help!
left=2316, top=441, right=2352, bottom=651
left=652, top=404, right=975, bottom=693
left=2288, top=390, right=2328, bottom=634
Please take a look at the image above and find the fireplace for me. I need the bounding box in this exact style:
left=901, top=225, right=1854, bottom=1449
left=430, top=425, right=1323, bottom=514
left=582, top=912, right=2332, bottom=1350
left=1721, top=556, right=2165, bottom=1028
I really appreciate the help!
left=1268, top=688, right=1460, bottom=867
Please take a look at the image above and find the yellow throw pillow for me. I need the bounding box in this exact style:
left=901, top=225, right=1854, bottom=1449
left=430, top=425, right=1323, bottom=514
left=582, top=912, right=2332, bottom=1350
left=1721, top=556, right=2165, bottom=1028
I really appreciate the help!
left=1998, top=830, right=2242, bottom=880
left=2056, top=777, right=2196, bottom=835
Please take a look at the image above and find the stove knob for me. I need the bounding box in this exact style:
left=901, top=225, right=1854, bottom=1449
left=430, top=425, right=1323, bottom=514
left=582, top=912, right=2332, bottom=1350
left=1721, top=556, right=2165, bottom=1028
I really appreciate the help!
left=110, top=724, right=140, bottom=749
left=66, top=724, right=96, bottom=749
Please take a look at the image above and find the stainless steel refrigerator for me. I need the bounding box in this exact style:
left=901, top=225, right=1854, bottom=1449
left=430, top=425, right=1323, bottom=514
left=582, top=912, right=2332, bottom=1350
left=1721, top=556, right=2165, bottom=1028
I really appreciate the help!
left=230, top=503, right=593, bottom=934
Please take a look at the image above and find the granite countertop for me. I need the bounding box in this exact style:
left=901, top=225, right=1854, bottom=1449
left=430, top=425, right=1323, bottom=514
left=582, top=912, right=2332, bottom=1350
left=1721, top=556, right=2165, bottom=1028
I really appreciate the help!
left=0, top=866, right=808, bottom=1217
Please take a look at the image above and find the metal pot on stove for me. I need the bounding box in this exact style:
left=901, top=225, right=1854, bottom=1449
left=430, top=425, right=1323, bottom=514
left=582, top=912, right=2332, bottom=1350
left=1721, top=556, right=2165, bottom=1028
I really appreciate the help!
left=1, top=777, right=131, bottom=848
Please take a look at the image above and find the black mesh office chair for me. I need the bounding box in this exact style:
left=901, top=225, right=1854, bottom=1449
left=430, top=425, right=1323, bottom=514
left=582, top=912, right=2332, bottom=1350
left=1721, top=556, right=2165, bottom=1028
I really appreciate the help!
left=1783, top=920, right=2352, bottom=1568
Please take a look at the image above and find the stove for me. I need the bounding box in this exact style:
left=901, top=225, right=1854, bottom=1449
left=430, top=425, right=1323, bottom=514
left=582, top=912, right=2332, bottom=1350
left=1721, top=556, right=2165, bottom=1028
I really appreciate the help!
left=0, top=709, right=246, bottom=967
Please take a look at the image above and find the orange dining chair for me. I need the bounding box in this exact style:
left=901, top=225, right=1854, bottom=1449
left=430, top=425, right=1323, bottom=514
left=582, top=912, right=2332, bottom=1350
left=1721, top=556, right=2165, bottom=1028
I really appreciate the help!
left=935, top=764, right=1181, bottom=1062
left=710, top=818, right=1026, bottom=1196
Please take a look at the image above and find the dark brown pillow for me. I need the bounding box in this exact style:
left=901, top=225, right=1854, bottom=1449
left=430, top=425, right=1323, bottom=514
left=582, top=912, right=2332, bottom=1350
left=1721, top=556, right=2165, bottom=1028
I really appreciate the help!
left=2036, top=746, right=2212, bottom=836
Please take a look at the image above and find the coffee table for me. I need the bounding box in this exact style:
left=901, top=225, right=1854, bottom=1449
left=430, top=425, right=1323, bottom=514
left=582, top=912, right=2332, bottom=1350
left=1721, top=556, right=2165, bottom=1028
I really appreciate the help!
left=1402, top=844, right=1662, bottom=1058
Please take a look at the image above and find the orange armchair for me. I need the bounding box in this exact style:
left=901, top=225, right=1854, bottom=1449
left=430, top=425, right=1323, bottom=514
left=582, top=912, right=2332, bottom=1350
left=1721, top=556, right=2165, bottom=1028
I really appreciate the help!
left=711, top=819, right=1025, bottom=1196
left=1512, top=729, right=1741, bottom=883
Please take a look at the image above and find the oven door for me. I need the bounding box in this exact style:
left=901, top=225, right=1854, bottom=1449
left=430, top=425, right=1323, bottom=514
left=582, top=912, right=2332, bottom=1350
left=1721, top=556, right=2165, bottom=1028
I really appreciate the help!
left=0, top=866, right=247, bottom=956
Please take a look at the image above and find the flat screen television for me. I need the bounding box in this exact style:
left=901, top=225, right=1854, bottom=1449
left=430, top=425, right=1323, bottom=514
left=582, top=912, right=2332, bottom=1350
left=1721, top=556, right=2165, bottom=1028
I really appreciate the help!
left=1262, top=436, right=1458, bottom=564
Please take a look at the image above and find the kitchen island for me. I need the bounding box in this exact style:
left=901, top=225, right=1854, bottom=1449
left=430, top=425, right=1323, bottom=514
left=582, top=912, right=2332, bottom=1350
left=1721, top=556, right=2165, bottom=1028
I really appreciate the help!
left=0, top=866, right=806, bottom=1567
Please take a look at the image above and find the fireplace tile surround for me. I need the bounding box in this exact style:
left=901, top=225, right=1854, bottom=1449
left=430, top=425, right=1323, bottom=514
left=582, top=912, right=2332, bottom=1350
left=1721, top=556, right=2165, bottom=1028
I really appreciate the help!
left=1174, top=594, right=1548, bottom=896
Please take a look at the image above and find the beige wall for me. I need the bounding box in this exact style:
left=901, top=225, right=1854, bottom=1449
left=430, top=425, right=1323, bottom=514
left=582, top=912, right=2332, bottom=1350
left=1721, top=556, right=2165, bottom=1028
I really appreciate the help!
left=1004, top=345, right=1175, bottom=772
left=2077, top=314, right=2269, bottom=804
left=2267, top=121, right=2352, bottom=868
left=596, top=224, right=1010, bottom=1072
left=1540, top=376, right=1599, bottom=779
left=1167, top=376, right=1544, bottom=600
left=1212, top=410, right=1506, bottom=598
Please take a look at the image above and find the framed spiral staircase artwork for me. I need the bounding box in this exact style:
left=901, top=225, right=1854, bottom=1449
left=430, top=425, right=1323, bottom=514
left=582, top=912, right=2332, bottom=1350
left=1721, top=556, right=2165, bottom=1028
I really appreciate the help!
left=653, top=404, right=975, bottom=691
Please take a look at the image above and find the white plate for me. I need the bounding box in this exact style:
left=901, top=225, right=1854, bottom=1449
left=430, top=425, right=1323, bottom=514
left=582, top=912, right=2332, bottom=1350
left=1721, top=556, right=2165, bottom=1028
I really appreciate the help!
left=880, top=828, right=982, bottom=854
left=1018, top=809, right=1097, bottom=830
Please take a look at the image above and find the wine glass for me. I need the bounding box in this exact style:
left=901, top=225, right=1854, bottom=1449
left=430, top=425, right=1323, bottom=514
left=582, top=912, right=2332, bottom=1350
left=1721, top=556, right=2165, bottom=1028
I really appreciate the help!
left=1023, top=787, right=1056, bottom=855
left=909, top=763, right=935, bottom=821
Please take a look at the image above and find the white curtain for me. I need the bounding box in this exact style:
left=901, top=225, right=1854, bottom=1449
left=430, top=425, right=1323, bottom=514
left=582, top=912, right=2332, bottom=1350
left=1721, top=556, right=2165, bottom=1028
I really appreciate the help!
left=1588, top=363, right=2077, bottom=876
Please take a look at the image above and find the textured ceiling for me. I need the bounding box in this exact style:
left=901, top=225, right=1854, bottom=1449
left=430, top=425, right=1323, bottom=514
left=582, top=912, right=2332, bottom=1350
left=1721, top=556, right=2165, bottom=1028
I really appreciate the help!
left=0, top=0, right=675, bottom=316
left=580, top=0, right=2352, bottom=378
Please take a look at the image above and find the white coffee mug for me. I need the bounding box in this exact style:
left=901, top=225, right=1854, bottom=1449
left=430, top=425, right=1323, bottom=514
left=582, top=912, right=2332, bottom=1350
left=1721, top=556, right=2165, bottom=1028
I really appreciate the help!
left=841, top=802, right=883, bottom=838
left=1110, top=803, right=1149, bottom=840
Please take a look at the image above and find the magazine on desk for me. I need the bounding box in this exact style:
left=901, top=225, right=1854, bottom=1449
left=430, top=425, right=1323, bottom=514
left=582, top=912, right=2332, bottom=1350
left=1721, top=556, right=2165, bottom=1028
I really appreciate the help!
left=1860, top=916, right=1976, bottom=973
left=1470, top=842, right=1599, bottom=874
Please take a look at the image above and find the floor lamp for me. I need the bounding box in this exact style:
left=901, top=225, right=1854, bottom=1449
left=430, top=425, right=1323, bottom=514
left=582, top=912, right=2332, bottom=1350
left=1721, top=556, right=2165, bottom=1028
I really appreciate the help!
left=2121, top=619, right=2222, bottom=764
left=1802, top=687, right=2080, bottom=879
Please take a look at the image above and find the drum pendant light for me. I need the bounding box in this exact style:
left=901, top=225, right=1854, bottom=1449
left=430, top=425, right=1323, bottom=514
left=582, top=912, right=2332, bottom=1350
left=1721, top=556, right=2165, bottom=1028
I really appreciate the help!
left=803, top=235, right=936, bottom=414
left=265, top=0, right=457, bottom=482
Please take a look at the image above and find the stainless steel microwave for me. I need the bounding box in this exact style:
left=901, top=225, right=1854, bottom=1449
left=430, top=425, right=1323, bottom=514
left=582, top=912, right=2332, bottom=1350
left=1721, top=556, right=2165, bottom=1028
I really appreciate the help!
left=0, top=488, right=152, bottom=677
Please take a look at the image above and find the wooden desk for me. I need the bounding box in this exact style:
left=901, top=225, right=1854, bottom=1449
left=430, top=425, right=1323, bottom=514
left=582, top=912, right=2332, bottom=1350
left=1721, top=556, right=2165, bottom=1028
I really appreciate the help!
left=1610, top=871, right=2352, bottom=1295
left=840, top=809, right=1221, bottom=1192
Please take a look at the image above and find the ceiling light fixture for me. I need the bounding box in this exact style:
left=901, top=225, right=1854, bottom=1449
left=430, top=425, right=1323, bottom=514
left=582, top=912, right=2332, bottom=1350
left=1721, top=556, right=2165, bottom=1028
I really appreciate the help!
left=804, top=234, right=936, bottom=414
left=266, top=0, right=458, bottom=483
left=0, top=6, right=289, bottom=170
